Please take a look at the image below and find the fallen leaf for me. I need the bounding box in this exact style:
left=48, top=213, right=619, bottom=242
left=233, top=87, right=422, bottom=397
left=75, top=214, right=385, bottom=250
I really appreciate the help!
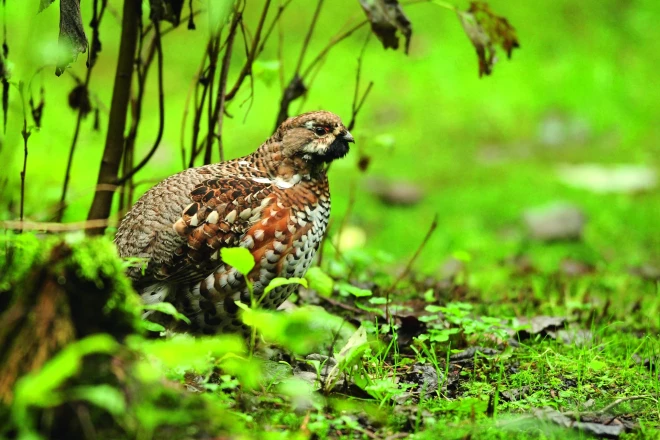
left=359, top=0, right=412, bottom=54
left=523, top=202, right=586, bottom=241
left=400, top=364, right=439, bottom=397
left=457, top=2, right=519, bottom=77
left=533, top=407, right=625, bottom=438
left=449, top=346, right=499, bottom=362
left=515, top=316, right=566, bottom=338
left=56, top=0, right=88, bottom=76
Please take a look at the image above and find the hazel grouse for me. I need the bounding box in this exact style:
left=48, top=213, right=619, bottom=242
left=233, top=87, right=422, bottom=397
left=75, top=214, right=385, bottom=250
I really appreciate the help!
left=114, top=111, right=353, bottom=334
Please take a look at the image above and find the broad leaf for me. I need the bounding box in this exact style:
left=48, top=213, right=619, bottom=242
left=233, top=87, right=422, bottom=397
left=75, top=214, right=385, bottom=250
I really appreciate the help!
left=221, top=247, right=255, bottom=275
left=143, top=302, right=191, bottom=324
left=264, top=277, right=308, bottom=295
left=304, top=267, right=334, bottom=297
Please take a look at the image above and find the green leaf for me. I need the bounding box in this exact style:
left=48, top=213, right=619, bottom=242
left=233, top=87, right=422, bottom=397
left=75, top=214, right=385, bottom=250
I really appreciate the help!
left=264, top=277, right=308, bottom=295
left=141, top=321, right=166, bottom=332
left=338, top=282, right=372, bottom=298
left=69, top=385, right=126, bottom=416
left=305, top=266, right=334, bottom=296
left=134, top=334, right=246, bottom=371
left=221, top=247, right=255, bottom=275
left=13, top=334, right=119, bottom=409
left=143, top=302, right=191, bottom=324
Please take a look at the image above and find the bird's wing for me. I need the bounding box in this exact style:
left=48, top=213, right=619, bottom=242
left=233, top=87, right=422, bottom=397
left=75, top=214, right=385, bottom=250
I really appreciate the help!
left=154, top=175, right=276, bottom=285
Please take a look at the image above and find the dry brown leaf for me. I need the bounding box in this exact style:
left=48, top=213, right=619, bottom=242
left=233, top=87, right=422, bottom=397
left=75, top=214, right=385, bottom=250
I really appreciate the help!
left=149, top=0, right=185, bottom=24
left=358, top=0, right=412, bottom=54
left=457, top=2, right=519, bottom=77
left=55, top=0, right=88, bottom=76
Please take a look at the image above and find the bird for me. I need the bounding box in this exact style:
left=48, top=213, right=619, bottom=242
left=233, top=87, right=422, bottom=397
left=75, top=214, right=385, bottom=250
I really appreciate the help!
left=114, top=111, right=353, bottom=334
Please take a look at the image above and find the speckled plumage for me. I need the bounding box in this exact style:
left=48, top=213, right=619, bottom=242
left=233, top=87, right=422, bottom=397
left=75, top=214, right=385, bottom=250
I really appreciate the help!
left=115, top=111, right=353, bottom=334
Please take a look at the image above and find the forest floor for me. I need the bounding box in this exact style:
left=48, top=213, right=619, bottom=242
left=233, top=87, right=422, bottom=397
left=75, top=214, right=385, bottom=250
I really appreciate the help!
left=2, top=211, right=659, bottom=439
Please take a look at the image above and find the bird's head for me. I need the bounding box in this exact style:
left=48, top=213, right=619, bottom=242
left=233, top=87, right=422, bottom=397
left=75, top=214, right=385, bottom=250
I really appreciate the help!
left=275, top=111, right=354, bottom=164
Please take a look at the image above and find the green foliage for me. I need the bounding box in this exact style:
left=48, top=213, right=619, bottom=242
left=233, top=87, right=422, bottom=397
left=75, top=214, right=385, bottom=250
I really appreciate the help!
left=11, top=334, right=120, bottom=437
left=241, top=306, right=350, bottom=355
left=304, top=266, right=334, bottom=297
left=220, top=247, right=255, bottom=276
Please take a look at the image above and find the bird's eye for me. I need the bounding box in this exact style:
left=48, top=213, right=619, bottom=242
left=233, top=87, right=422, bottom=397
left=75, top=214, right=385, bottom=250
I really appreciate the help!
left=314, top=127, right=327, bottom=136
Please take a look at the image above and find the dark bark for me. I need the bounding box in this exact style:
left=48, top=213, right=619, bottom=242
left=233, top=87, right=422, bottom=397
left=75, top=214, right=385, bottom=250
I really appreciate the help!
left=86, top=0, right=141, bottom=235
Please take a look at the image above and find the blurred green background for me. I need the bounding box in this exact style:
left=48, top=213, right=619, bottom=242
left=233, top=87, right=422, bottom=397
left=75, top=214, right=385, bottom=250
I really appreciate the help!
left=2, top=0, right=659, bottom=286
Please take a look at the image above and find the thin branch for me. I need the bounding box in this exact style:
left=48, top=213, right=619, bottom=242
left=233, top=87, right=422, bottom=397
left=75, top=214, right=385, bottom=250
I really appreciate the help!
left=203, top=34, right=220, bottom=164
left=209, top=11, right=241, bottom=163
left=188, top=40, right=214, bottom=167
left=384, top=215, right=439, bottom=320
left=256, top=0, right=294, bottom=56
left=347, top=33, right=372, bottom=131
left=115, top=19, right=165, bottom=186
left=301, top=19, right=368, bottom=79
left=18, top=83, right=30, bottom=229
left=224, top=0, right=271, bottom=101
left=293, top=0, right=324, bottom=77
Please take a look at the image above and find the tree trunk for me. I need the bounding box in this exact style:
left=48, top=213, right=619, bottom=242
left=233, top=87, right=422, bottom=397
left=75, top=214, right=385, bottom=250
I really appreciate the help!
left=86, top=0, right=141, bottom=235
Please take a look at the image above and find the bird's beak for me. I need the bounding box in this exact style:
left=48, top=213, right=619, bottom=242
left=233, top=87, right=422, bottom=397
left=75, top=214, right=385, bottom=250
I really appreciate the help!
left=342, top=131, right=355, bottom=143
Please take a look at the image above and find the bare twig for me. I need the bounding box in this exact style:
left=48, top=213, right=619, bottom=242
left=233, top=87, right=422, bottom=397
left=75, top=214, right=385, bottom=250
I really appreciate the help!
left=384, top=215, right=439, bottom=320
left=203, top=34, right=221, bottom=165
left=115, top=20, right=165, bottom=185
left=224, top=0, right=271, bottom=101
left=119, top=12, right=153, bottom=212
left=188, top=40, right=214, bottom=167
left=209, top=12, right=241, bottom=163
left=57, top=0, right=108, bottom=222
left=347, top=33, right=372, bottom=131
left=115, top=19, right=165, bottom=186
left=256, top=0, right=294, bottom=56
left=277, top=15, right=368, bottom=126
left=301, top=19, right=369, bottom=79
left=18, top=82, right=30, bottom=229
left=294, top=0, right=324, bottom=77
